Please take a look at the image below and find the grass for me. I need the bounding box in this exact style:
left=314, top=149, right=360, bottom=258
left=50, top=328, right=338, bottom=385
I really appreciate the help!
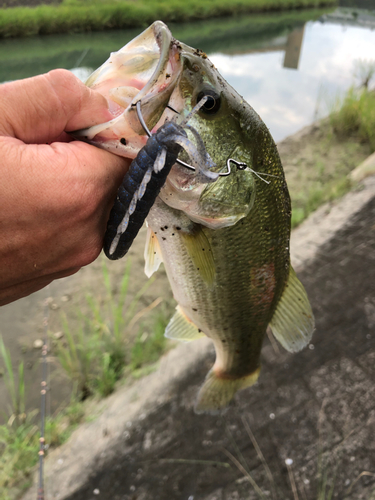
left=287, top=76, right=375, bottom=228
left=0, top=336, right=85, bottom=498
left=0, top=260, right=170, bottom=498
left=0, top=403, right=86, bottom=499
left=0, top=337, right=26, bottom=424
left=0, top=336, right=37, bottom=496
left=329, top=86, right=375, bottom=153
left=55, top=260, right=165, bottom=400
left=0, top=0, right=338, bottom=38
left=291, top=175, right=352, bottom=227
left=131, top=310, right=168, bottom=371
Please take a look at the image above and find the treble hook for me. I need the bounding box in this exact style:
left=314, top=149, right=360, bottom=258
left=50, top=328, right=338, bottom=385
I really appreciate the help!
left=133, top=101, right=278, bottom=182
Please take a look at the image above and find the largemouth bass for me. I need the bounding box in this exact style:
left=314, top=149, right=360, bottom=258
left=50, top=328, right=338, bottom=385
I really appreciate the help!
left=76, top=21, right=314, bottom=413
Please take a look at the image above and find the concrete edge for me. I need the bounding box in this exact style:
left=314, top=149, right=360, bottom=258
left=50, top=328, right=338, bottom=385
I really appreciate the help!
left=291, top=175, right=375, bottom=272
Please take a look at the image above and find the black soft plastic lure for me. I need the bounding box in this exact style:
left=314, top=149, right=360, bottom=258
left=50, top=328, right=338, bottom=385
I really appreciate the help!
left=103, top=121, right=187, bottom=260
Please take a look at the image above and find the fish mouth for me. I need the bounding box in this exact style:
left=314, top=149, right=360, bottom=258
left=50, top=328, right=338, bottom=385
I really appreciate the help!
left=73, top=21, right=182, bottom=156
left=123, top=21, right=182, bottom=133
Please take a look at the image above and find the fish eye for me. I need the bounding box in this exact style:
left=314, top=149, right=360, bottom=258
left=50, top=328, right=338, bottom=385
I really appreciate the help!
left=196, top=88, right=221, bottom=115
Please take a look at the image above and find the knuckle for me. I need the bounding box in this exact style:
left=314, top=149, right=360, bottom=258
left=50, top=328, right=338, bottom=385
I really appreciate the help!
left=76, top=235, right=103, bottom=267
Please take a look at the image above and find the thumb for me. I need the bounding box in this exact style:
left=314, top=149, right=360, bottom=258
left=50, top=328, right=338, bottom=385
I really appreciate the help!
left=0, top=69, right=114, bottom=143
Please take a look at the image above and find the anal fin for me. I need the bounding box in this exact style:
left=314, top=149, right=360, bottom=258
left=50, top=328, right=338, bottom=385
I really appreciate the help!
left=165, top=305, right=205, bottom=343
left=269, top=266, right=315, bottom=353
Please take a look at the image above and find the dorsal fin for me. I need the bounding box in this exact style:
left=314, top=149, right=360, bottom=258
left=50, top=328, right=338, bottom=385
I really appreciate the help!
left=269, top=266, right=314, bottom=353
left=165, top=305, right=206, bottom=342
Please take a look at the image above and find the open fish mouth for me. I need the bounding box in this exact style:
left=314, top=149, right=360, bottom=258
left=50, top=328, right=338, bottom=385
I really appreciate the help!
left=73, top=21, right=182, bottom=158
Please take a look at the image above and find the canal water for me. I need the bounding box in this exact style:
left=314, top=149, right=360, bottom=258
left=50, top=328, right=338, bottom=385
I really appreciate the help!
left=1, top=7, right=375, bottom=143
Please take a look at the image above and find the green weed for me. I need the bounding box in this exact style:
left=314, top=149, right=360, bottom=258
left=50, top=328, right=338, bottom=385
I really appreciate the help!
left=55, top=260, right=160, bottom=399
left=0, top=403, right=86, bottom=497
left=0, top=342, right=86, bottom=497
left=329, top=86, right=375, bottom=152
left=290, top=81, right=375, bottom=228
left=291, top=176, right=351, bottom=228
left=0, top=0, right=338, bottom=39
left=0, top=337, right=39, bottom=495
left=0, top=337, right=25, bottom=424
left=0, top=418, right=38, bottom=496
left=353, top=58, right=375, bottom=89
left=131, top=310, right=169, bottom=371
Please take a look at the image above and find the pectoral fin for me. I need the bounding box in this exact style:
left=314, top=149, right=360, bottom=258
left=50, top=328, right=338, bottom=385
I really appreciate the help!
left=144, top=225, right=163, bottom=278
left=165, top=305, right=205, bottom=342
left=269, top=266, right=314, bottom=353
left=180, top=227, right=215, bottom=285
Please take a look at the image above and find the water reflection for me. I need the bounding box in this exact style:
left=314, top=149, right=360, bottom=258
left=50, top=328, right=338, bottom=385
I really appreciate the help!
left=1, top=8, right=375, bottom=143
left=210, top=19, right=375, bottom=141
left=283, top=26, right=305, bottom=69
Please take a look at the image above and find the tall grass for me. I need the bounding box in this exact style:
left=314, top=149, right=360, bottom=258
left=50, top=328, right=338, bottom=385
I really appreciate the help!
left=131, top=309, right=168, bottom=372
left=0, top=337, right=26, bottom=425
left=0, top=260, right=166, bottom=496
left=290, top=76, right=375, bottom=227
left=0, top=337, right=38, bottom=496
left=56, top=260, right=163, bottom=399
left=0, top=0, right=338, bottom=38
left=329, top=87, right=375, bottom=153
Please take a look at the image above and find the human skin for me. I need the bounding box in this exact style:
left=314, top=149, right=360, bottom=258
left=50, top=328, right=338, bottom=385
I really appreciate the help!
left=0, top=69, right=130, bottom=306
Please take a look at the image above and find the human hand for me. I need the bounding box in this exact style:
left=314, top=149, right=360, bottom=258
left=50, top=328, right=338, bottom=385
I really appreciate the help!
left=0, top=69, right=130, bottom=305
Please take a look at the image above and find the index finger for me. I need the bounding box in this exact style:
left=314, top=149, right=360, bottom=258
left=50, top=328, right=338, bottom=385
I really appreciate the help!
left=0, top=69, right=114, bottom=143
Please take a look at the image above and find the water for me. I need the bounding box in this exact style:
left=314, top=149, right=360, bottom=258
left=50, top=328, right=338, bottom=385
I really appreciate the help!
left=210, top=20, right=375, bottom=141
left=1, top=7, right=375, bottom=142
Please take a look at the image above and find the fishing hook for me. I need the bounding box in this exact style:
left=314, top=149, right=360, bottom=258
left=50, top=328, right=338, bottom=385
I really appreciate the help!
left=134, top=100, right=279, bottom=182
left=134, top=101, right=199, bottom=173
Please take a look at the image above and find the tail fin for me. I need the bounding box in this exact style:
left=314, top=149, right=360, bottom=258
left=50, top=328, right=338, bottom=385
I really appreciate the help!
left=195, top=367, right=260, bottom=414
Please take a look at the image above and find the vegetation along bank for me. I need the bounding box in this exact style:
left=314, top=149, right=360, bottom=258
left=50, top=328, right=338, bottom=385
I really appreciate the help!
left=0, top=0, right=338, bottom=38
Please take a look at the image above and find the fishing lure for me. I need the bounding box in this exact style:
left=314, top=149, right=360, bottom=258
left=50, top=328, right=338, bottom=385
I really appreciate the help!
left=104, top=98, right=220, bottom=260
left=104, top=120, right=188, bottom=260
left=103, top=97, right=276, bottom=260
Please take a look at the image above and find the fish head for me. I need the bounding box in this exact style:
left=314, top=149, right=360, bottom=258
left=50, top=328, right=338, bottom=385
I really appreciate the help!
left=158, top=40, right=259, bottom=229
left=75, top=21, right=262, bottom=228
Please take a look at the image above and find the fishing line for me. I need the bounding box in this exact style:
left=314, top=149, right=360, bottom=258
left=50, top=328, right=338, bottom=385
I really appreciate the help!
left=134, top=100, right=279, bottom=182
left=37, top=288, right=51, bottom=500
